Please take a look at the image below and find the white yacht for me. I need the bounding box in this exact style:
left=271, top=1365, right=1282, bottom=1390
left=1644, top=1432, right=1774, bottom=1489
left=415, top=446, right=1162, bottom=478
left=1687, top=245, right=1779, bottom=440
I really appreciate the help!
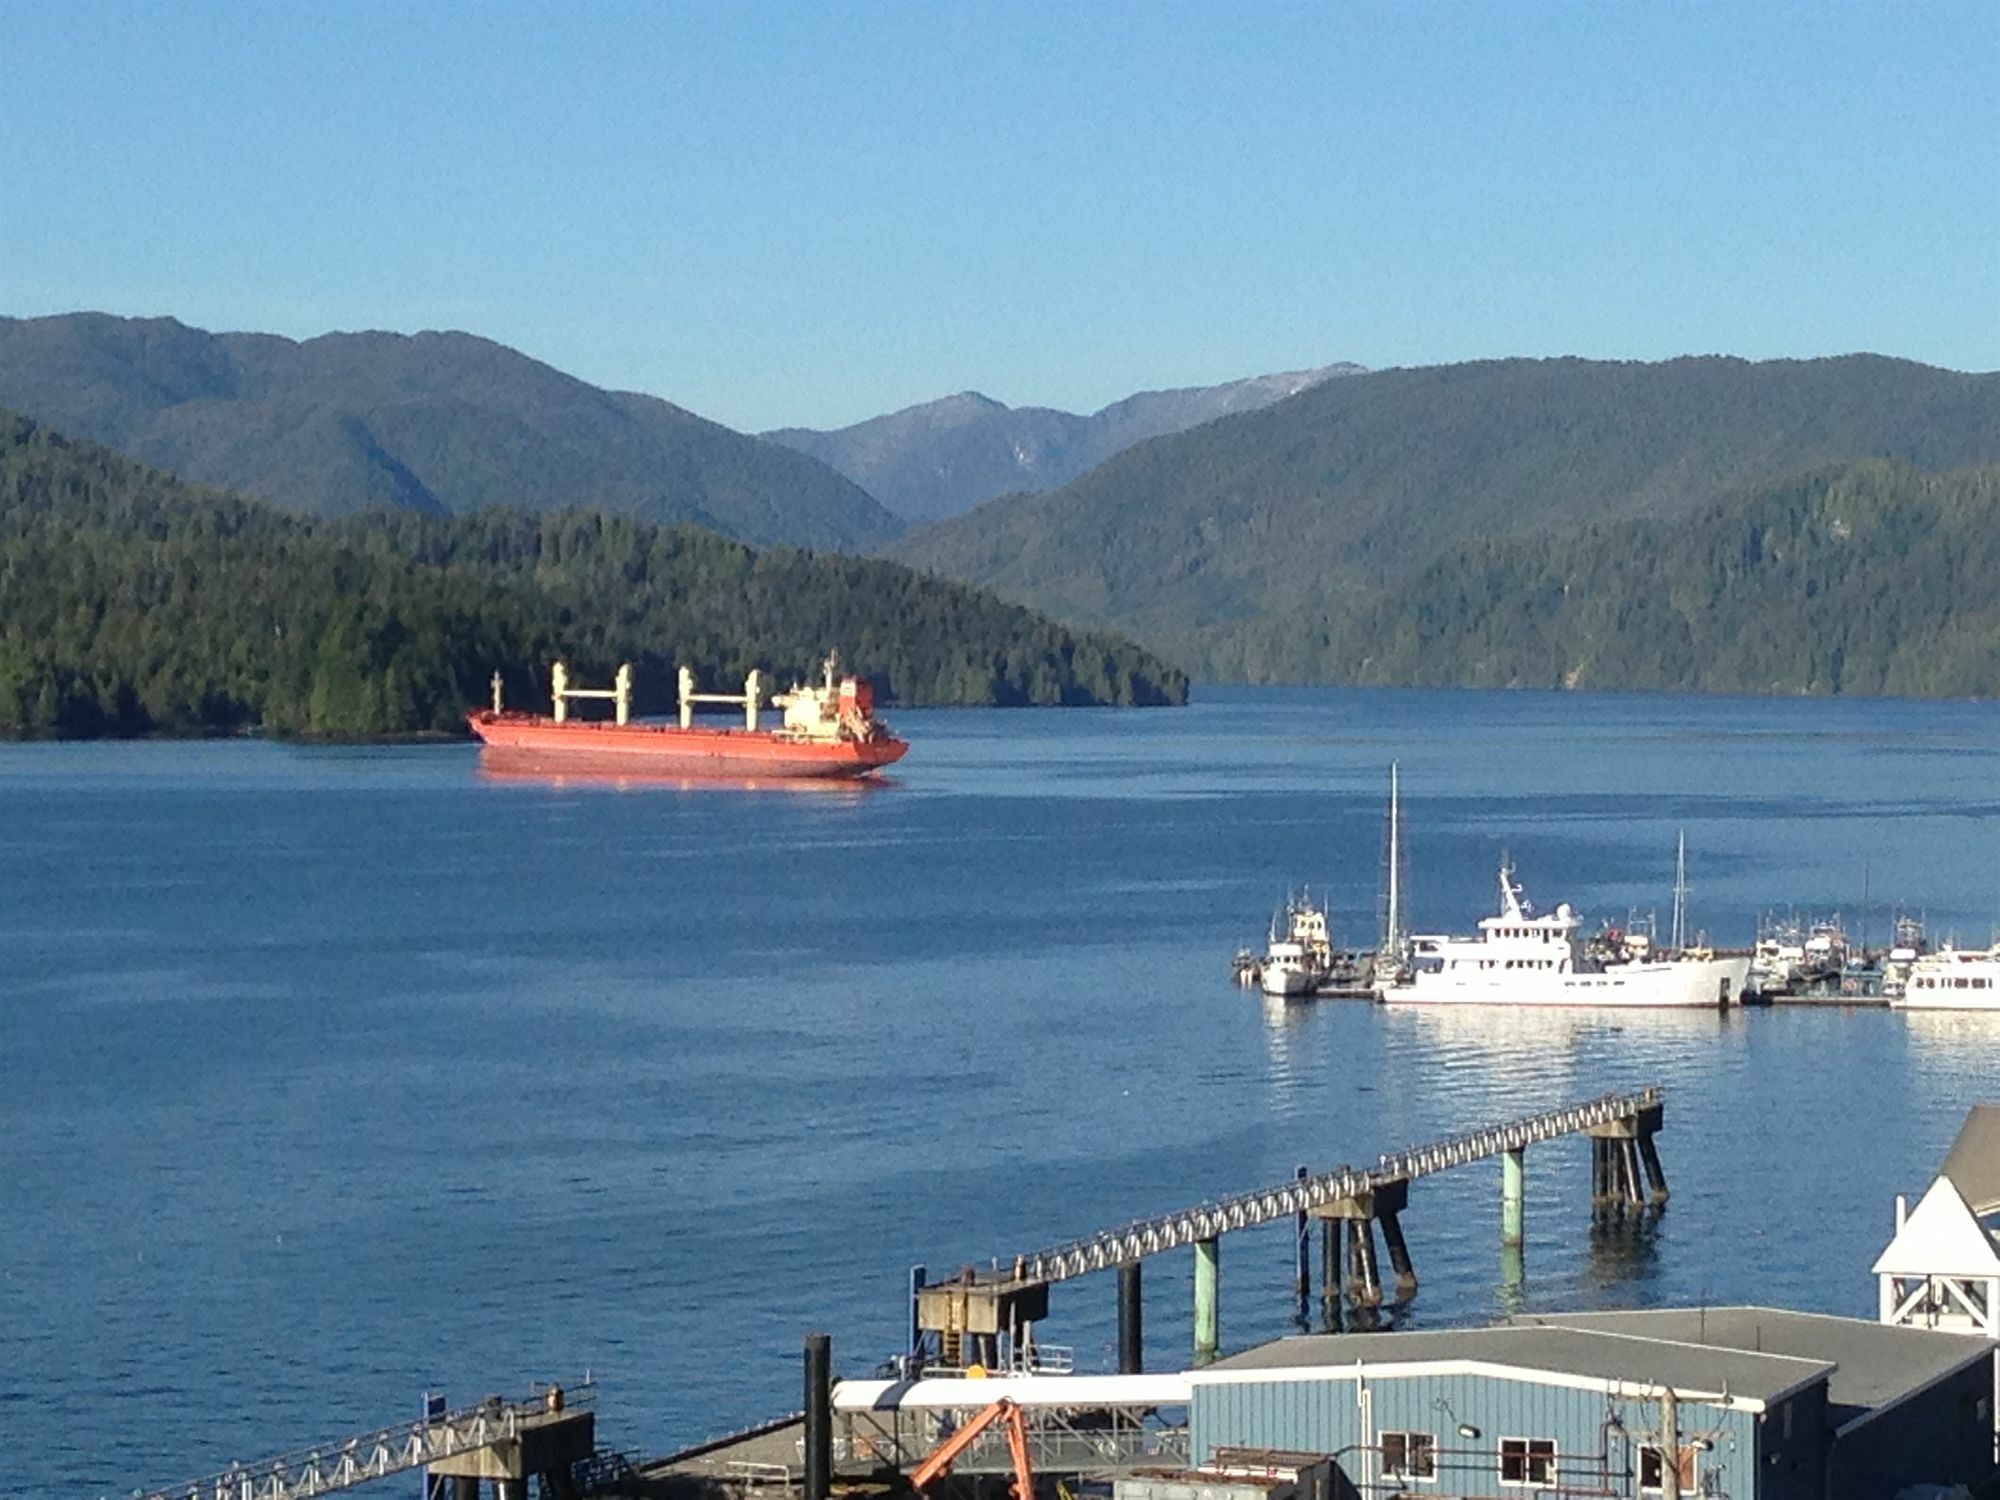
left=1890, top=945, right=2000, bottom=1011
left=1380, top=858, right=1750, bottom=1008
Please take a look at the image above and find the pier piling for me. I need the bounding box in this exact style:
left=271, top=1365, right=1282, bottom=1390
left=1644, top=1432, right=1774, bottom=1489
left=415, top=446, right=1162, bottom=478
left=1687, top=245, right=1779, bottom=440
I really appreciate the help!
left=1193, top=1237, right=1220, bottom=1365
left=1501, top=1147, right=1526, bottom=1246
left=1293, top=1165, right=1311, bottom=1321
left=1319, top=1220, right=1342, bottom=1331
left=1117, top=1261, right=1144, bottom=1373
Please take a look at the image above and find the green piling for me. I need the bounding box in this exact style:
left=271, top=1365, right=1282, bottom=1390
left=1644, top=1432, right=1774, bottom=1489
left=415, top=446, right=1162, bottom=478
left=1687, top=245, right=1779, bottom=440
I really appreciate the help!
left=1193, top=1236, right=1220, bottom=1365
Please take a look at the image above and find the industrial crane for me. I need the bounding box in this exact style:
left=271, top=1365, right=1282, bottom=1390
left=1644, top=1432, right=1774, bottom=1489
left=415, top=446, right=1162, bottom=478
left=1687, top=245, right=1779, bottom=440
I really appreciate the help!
left=909, top=1396, right=1036, bottom=1500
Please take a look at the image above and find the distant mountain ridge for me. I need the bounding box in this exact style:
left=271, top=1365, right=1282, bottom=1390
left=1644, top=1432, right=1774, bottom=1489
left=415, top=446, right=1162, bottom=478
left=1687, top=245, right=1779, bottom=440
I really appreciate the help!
left=763, top=364, right=1362, bottom=522
left=0, top=313, right=903, bottom=549
left=884, top=354, right=2000, bottom=679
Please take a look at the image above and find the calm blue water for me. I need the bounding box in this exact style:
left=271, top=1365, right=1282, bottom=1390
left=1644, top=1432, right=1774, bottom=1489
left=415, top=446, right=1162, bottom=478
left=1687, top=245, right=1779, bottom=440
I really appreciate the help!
left=6, top=686, right=2000, bottom=1496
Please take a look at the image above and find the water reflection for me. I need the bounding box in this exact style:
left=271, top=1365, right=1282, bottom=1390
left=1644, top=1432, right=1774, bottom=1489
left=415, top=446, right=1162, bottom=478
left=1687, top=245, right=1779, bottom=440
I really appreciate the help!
left=475, top=750, right=896, bottom=797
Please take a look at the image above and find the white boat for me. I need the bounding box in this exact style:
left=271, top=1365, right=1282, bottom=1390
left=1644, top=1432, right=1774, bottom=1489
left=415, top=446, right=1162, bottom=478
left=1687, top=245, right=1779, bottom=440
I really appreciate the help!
left=1258, top=896, right=1333, bottom=997
left=1890, top=945, right=2000, bottom=1011
left=1260, top=939, right=1319, bottom=997
left=1380, top=857, right=1749, bottom=1008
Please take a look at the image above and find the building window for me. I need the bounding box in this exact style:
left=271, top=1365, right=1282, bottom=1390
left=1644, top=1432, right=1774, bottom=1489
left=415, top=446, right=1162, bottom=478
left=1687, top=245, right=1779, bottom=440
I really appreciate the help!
left=1639, top=1444, right=1696, bottom=1493
left=1500, top=1437, right=1556, bottom=1485
left=1382, top=1430, right=1435, bottom=1480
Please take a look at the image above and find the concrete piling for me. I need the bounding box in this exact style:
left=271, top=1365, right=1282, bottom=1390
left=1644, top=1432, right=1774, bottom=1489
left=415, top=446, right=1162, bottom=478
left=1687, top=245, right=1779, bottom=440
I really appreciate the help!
left=1501, top=1147, right=1526, bottom=1246
left=1193, top=1237, right=1220, bottom=1365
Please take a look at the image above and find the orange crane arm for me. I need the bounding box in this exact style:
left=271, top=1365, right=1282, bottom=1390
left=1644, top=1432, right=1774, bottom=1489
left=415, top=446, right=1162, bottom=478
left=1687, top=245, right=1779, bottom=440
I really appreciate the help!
left=909, top=1397, right=1036, bottom=1500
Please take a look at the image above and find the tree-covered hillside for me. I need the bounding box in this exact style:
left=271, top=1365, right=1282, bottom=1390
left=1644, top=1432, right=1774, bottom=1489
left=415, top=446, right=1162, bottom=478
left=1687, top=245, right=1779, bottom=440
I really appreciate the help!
left=1273, top=460, right=2000, bottom=695
left=885, top=355, right=2000, bottom=677
left=0, top=410, right=1186, bottom=737
left=0, top=313, right=903, bottom=549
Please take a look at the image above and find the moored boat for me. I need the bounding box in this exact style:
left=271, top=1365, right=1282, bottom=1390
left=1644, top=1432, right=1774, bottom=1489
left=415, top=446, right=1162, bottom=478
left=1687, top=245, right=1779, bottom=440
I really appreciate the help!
left=468, top=652, right=908, bottom=780
left=1889, top=944, right=2000, bottom=1011
left=1380, top=857, right=1749, bottom=1008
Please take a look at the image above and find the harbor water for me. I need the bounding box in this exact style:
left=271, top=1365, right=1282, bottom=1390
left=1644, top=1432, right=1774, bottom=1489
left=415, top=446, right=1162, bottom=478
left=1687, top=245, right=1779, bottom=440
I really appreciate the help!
left=5, top=685, right=2000, bottom=1495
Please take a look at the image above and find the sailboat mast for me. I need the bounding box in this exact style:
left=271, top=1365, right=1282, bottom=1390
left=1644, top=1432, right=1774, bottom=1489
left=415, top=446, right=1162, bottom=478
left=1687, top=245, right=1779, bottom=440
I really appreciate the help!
left=1671, top=829, right=1688, bottom=952
left=1384, top=761, right=1403, bottom=953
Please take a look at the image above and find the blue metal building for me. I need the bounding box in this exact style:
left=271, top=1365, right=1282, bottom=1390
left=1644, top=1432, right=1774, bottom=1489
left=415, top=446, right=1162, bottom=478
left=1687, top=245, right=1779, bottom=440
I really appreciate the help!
left=1183, top=1307, right=1994, bottom=1498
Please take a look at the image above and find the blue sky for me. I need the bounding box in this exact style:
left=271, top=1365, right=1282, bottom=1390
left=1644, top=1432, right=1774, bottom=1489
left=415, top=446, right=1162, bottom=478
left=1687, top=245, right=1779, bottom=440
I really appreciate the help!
left=2, top=0, right=1994, bottom=430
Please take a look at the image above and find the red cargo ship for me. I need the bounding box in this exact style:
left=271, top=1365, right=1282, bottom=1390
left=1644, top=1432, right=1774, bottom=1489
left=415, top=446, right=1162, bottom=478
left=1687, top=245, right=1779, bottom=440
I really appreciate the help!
left=467, top=653, right=908, bottom=780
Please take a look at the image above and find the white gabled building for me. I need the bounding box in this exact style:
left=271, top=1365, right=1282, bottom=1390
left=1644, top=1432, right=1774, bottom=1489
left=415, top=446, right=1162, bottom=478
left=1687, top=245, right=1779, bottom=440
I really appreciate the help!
left=1876, top=1104, right=2000, bottom=1337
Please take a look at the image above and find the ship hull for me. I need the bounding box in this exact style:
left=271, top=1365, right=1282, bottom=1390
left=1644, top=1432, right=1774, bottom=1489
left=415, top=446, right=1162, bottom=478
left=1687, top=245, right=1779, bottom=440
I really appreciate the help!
left=1382, top=956, right=1751, bottom=1008
left=467, top=712, right=907, bottom=779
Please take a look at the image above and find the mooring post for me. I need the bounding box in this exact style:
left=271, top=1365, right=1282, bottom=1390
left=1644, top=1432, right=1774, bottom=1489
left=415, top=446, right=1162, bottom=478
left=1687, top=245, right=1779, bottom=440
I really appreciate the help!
left=1193, top=1237, right=1221, bottom=1364
left=1293, top=1165, right=1311, bottom=1320
left=1638, top=1133, right=1670, bottom=1205
left=1118, top=1260, right=1144, bottom=1373
left=804, top=1333, right=832, bottom=1500
left=1379, top=1209, right=1418, bottom=1300
left=1501, top=1146, right=1526, bottom=1246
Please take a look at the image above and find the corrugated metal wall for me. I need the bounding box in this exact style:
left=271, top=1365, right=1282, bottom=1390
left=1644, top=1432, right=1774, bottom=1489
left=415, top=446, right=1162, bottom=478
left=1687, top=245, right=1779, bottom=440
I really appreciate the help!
left=1193, top=1373, right=1757, bottom=1496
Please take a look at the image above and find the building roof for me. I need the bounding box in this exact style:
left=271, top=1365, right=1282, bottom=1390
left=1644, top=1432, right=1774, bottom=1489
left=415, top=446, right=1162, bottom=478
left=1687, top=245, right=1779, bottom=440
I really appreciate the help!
left=1191, top=1324, right=1828, bottom=1410
left=1513, top=1306, right=1996, bottom=1430
left=1871, top=1176, right=2000, bottom=1278
left=1942, top=1104, right=2000, bottom=1217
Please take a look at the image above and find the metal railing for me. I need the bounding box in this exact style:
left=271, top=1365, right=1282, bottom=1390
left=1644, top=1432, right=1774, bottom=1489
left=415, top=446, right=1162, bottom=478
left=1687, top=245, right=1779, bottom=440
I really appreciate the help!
left=985, top=1089, right=1661, bottom=1284
left=134, top=1382, right=595, bottom=1500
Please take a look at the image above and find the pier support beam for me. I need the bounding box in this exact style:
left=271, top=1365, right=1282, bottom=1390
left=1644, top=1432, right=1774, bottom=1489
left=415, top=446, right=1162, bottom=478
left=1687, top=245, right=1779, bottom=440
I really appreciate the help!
left=450, top=1480, right=480, bottom=1500
left=803, top=1333, right=832, bottom=1500
left=1501, top=1147, right=1526, bottom=1247
left=1193, top=1237, right=1221, bottom=1365
left=1638, top=1134, right=1671, bottom=1206
left=1379, top=1208, right=1419, bottom=1300
left=1118, top=1261, right=1144, bottom=1374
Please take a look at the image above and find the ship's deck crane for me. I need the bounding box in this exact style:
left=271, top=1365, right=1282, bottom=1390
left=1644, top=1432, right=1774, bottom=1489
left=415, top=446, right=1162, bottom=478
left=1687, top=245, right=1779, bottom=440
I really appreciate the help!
left=909, top=1396, right=1035, bottom=1500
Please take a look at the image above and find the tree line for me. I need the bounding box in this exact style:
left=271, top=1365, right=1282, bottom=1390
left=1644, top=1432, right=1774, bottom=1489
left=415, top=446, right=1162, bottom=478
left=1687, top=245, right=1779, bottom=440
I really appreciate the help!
left=0, top=409, right=1188, bottom=738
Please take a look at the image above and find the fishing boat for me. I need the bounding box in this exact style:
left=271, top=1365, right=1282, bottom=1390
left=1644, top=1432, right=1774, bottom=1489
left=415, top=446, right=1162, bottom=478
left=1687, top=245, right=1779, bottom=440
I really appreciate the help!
left=1890, top=944, right=2000, bottom=1011
left=1379, top=855, right=1749, bottom=1008
left=467, top=652, right=908, bottom=779
left=1882, top=914, right=1930, bottom=1000
left=1258, top=894, right=1334, bottom=997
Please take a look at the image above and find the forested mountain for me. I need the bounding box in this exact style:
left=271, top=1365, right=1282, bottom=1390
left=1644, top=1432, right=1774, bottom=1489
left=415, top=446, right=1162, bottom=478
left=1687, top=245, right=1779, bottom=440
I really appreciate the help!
left=885, top=355, right=2000, bottom=677
left=763, top=364, right=1360, bottom=522
left=1274, top=460, right=2000, bottom=695
left=0, top=410, right=1186, bottom=738
left=0, top=313, right=902, bottom=549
